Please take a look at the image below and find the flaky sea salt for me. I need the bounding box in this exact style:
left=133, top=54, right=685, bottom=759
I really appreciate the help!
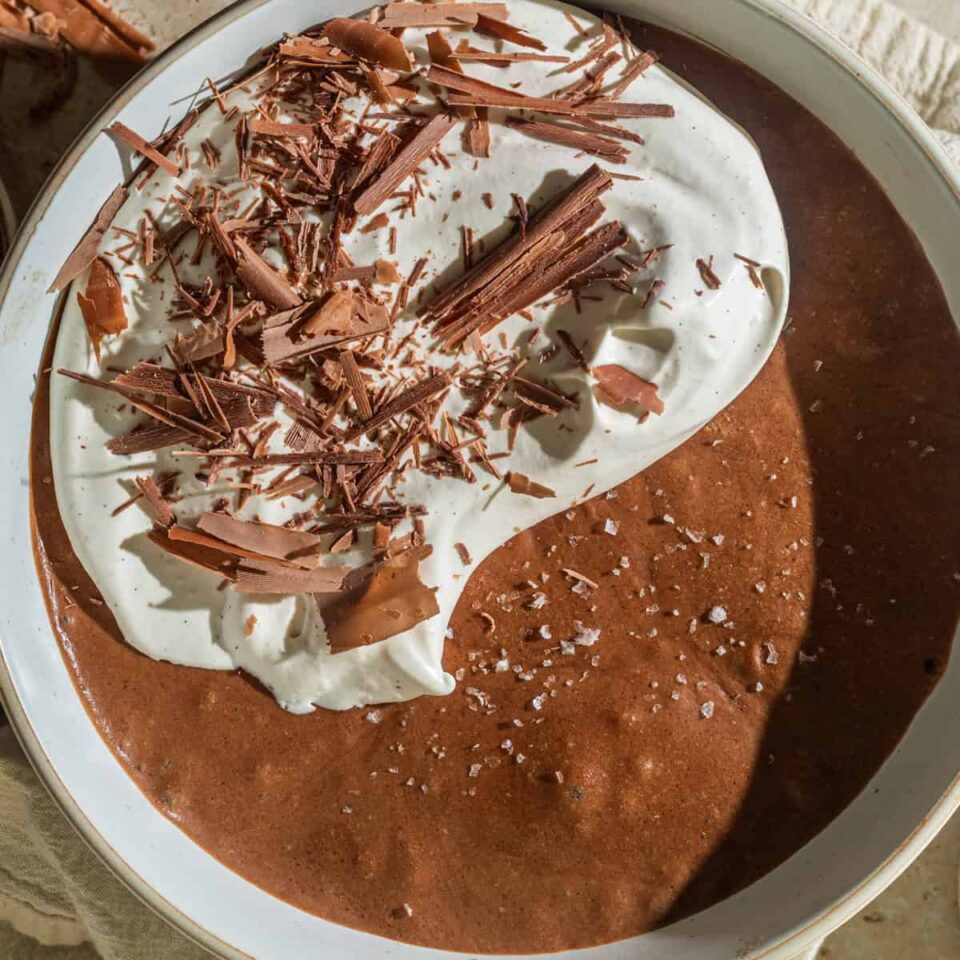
left=706, top=605, right=727, bottom=624
left=700, top=701, right=715, bottom=719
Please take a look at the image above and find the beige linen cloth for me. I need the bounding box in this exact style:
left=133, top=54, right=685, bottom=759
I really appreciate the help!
left=1, top=0, right=958, bottom=957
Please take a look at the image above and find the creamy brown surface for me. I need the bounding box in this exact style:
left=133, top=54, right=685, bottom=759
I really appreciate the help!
left=31, top=22, right=960, bottom=954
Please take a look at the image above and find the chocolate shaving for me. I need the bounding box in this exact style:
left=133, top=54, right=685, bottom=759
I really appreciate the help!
left=148, top=528, right=237, bottom=579
left=505, top=117, right=627, bottom=162
left=234, top=559, right=347, bottom=594
left=175, top=324, right=224, bottom=363
left=233, top=237, right=302, bottom=309
left=262, top=297, right=388, bottom=364
left=353, top=112, right=458, bottom=216
left=109, top=121, right=180, bottom=177
left=196, top=512, right=324, bottom=563
left=473, top=13, right=547, bottom=51
left=696, top=257, right=722, bottom=290
left=378, top=3, right=508, bottom=29
left=607, top=50, right=659, bottom=100
left=134, top=476, right=174, bottom=527
left=49, top=185, right=127, bottom=292
left=468, top=108, right=491, bottom=158
left=248, top=119, right=316, bottom=138
left=320, top=545, right=439, bottom=652
left=324, top=18, right=413, bottom=72
left=301, top=289, right=356, bottom=337
left=29, top=0, right=152, bottom=63
left=593, top=363, right=664, bottom=415
left=339, top=349, right=373, bottom=419
left=507, top=472, right=556, bottom=498
left=424, top=166, right=627, bottom=346
left=454, top=542, right=472, bottom=565
left=109, top=423, right=194, bottom=455
left=76, top=256, right=127, bottom=362
left=343, top=371, right=451, bottom=442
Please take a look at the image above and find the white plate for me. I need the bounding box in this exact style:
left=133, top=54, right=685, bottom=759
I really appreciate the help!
left=0, top=1, right=958, bottom=958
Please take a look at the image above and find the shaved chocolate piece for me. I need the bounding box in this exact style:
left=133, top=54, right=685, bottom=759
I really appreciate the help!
left=454, top=542, right=472, bottom=565
left=278, top=35, right=353, bottom=63
left=248, top=119, right=316, bottom=138
left=375, top=259, right=402, bottom=285
left=507, top=472, right=556, bottom=499
left=339, top=349, right=373, bottom=419
left=76, top=257, right=127, bottom=362
left=108, top=423, right=194, bottom=455
left=513, top=376, right=577, bottom=414
left=201, top=450, right=383, bottom=467
left=175, top=324, right=224, bottom=363
left=473, top=13, right=547, bottom=51
left=354, top=113, right=458, bottom=216
left=696, top=257, right=722, bottom=290
left=196, top=513, right=323, bottom=563
left=342, top=371, right=451, bottom=442
left=607, top=50, right=659, bottom=100
left=59, top=368, right=224, bottom=443
left=562, top=22, right=618, bottom=74
left=134, top=476, right=174, bottom=527
left=234, top=559, right=346, bottom=595
left=468, top=109, right=491, bottom=158
left=147, top=528, right=236, bottom=579
left=360, top=213, right=390, bottom=234
left=29, top=0, right=151, bottom=63
left=593, top=364, right=664, bottom=415
left=233, top=237, right=301, bottom=309
left=378, top=3, right=508, bottom=29
left=426, top=167, right=627, bottom=346
left=425, top=164, right=612, bottom=323
left=109, top=121, right=180, bottom=177
left=429, top=65, right=674, bottom=118
left=453, top=51, right=569, bottom=65
left=49, top=185, right=127, bottom=292
left=320, top=546, right=439, bottom=652
left=301, top=290, right=355, bottom=338
left=262, top=297, right=388, bottom=363
left=324, top=18, right=413, bottom=72
left=505, top=117, right=627, bottom=162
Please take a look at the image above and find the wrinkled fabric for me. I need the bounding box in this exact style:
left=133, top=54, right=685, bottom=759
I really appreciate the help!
left=1, top=0, right=958, bottom=956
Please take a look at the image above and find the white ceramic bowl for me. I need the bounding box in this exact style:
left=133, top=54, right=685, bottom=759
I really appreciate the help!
left=0, top=2, right=958, bottom=958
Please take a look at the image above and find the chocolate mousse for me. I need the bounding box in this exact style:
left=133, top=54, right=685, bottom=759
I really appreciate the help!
left=30, top=1, right=960, bottom=953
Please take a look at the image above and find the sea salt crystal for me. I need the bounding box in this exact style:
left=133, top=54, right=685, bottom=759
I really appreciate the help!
left=699, top=701, right=715, bottom=719
left=494, top=659, right=510, bottom=673
left=468, top=763, right=482, bottom=778
left=707, top=605, right=727, bottom=624
left=531, top=695, right=546, bottom=711
left=572, top=621, right=601, bottom=647
left=754, top=581, right=767, bottom=594
left=365, top=710, right=383, bottom=725
left=539, top=624, right=552, bottom=640
left=604, top=518, right=619, bottom=535
left=528, top=592, right=548, bottom=610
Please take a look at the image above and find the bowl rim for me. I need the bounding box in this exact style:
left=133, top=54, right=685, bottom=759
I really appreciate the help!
left=0, top=1, right=958, bottom=958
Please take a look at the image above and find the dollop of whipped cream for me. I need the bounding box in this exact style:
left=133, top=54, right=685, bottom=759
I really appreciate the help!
left=50, top=0, right=789, bottom=712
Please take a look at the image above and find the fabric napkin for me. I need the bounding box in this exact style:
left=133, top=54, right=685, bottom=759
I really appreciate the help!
left=1, top=0, right=958, bottom=956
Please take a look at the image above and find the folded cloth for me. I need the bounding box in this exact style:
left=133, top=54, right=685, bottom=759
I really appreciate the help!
left=1, top=0, right=957, bottom=957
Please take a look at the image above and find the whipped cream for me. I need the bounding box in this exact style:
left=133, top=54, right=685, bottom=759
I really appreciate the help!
left=50, top=0, right=790, bottom=712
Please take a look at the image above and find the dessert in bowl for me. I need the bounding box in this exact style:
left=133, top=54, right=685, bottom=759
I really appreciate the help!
left=4, top=0, right=960, bottom=957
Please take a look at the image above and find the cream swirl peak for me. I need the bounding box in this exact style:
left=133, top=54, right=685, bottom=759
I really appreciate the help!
left=49, top=0, right=789, bottom=712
